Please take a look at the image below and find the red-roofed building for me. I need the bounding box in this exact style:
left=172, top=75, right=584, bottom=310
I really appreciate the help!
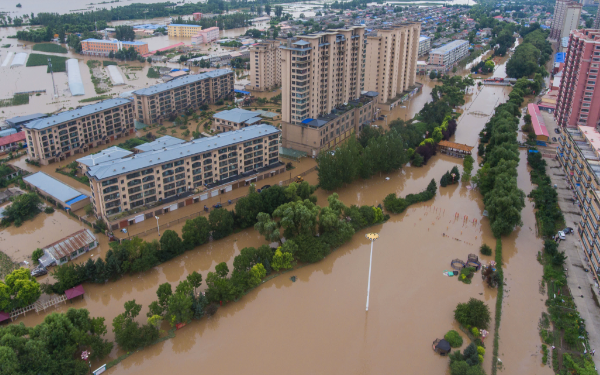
left=528, top=103, right=549, bottom=141
left=0, top=131, right=26, bottom=153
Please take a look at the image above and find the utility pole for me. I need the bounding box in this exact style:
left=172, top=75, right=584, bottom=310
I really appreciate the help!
left=48, top=57, right=57, bottom=97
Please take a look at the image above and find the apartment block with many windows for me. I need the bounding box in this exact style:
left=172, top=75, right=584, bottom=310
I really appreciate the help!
left=555, top=29, right=600, bottom=128
left=550, top=0, right=582, bottom=40
left=364, top=23, right=421, bottom=108
left=87, top=125, right=283, bottom=226
left=428, top=40, right=469, bottom=68
left=558, top=126, right=600, bottom=282
left=168, top=24, right=202, bottom=37
left=80, top=39, right=149, bottom=56
left=133, top=69, right=234, bottom=125
left=247, top=40, right=282, bottom=91
left=24, top=98, right=135, bottom=165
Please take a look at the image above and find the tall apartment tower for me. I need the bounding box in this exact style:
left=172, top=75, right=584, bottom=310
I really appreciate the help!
left=550, top=0, right=582, bottom=40
left=279, top=26, right=367, bottom=125
left=594, top=1, right=600, bottom=29
left=363, top=23, right=420, bottom=107
left=555, top=29, right=600, bottom=128
left=247, top=40, right=282, bottom=91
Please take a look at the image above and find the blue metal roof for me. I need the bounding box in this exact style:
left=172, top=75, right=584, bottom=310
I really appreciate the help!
left=235, top=89, right=250, bottom=95
left=301, top=118, right=314, bottom=124
left=555, top=52, right=565, bottom=64
left=65, top=194, right=89, bottom=207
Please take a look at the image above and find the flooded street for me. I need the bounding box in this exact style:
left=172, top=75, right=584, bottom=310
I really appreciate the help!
left=0, top=39, right=553, bottom=375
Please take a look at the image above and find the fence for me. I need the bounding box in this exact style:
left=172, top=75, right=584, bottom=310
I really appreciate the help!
left=125, top=166, right=319, bottom=239
left=9, top=294, right=68, bottom=321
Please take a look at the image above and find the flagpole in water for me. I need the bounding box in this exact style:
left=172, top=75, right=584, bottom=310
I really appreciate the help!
left=365, top=233, right=379, bottom=312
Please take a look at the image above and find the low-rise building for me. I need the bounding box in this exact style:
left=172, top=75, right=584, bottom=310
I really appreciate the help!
left=428, top=39, right=469, bottom=68
left=132, top=69, right=234, bottom=125
left=168, top=24, right=202, bottom=38
left=23, top=172, right=90, bottom=211
left=0, top=131, right=26, bottom=153
left=558, top=126, right=600, bottom=282
left=281, top=94, right=376, bottom=157
left=24, top=98, right=135, bottom=165
left=87, top=125, right=283, bottom=227
left=38, top=229, right=98, bottom=267
left=212, top=108, right=263, bottom=132
left=418, top=35, right=431, bottom=56
left=80, top=39, right=149, bottom=56
left=5, top=113, right=47, bottom=130
left=191, top=27, right=219, bottom=44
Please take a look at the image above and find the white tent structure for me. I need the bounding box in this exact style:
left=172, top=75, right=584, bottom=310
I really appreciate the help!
left=106, top=65, right=125, bottom=85
left=1, top=51, right=14, bottom=67
left=10, top=53, right=27, bottom=68
left=66, top=59, right=85, bottom=96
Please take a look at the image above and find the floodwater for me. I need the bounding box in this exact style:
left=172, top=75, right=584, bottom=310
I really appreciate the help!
left=2, top=42, right=552, bottom=375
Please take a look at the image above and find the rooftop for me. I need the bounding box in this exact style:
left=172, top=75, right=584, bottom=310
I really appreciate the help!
left=213, top=108, right=262, bottom=124
left=169, top=24, right=202, bottom=27
left=43, top=229, right=97, bottom=261
left=24, top=98, right=132, bottom=130
left=23, top=172, right=87, bottom=203
left=132, top=69, right=232, bottom=96
left=76, top=146, right=133, bottom=167
left=82, top=38, right=148, bottom=46
left=134, top=135, right=186, bottom=152
left=5, top=113, right=47, bottom=125
left=0, top=131, right=26, bottom=147
left=430, top=39, right=469, bottom=54
left=528, top=104, right=549, bottom=138
left=578, top=126, right=600, bottom=154
left=87, top=124, right=280, bottom=180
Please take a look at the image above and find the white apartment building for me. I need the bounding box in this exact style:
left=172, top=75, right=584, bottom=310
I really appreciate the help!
left=428, top=40, right=469, bottom=68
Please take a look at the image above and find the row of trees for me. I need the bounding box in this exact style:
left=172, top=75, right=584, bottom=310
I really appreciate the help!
left=527, top=152, right=565, bottom=237
left=171, top=13, right=252, bottom=31
left=506, top=26, right=552, bottom=79
left=383, top=179, right=437, bottom=214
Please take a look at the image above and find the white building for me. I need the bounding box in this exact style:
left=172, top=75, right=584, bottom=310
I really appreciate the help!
left=418, top=36, right=431, bottom=56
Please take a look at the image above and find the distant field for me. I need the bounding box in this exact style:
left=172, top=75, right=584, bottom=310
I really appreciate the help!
left=26, top=53, right=69, bottom=72
left=32, top=43, right=68, bottom=54
left=103, top=60, right=117, bottom=66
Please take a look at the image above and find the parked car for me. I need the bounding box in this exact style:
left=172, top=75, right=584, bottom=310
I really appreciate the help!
left=31, top=267, right=47, bottom=277
left=557, top=231, right=566, bottom=240
left=563, top=227, right=574, bottom=234
left=554, top=128, right=561, bottom=134
left=258, top=185, right=271, bottom=193
left=551, top=137, right=557, bottom=142
left=378, top=116, right=385, bottom=120
left=213, top=203, right=222, bottom=209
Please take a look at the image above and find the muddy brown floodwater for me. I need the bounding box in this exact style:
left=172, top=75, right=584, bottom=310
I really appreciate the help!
left=5, top=52, right=552, bottom=375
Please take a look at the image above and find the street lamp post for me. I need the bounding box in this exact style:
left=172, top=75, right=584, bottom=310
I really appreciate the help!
left=155, top=216, right=160, bottom=237
left=365, top=233, right=379, bottom=312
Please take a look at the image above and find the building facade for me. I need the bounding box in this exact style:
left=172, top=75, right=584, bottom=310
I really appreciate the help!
left=80, top=39, right=149, bottom=56
left=555, top=29, right=600, bottom=128
left=247, top=40, right=282, bottom=91
left=595, top=1, right=600, bottom=29
left=363, top=23, right=421, bottom=107
left=550, top=0, right=582, bottom=40
left=133, top=69, right=234, bottom=125
left=191, top=27, right=219, bottom=45
left=168, top=24, right=202, bottom=37
left=428, top=40, right=469, bottom=67
left=280, top=26, right=367, bottom=126
left=86, top=125, right=282, bottom=223
left=24, top=98, right=135, bottom=165
left=418, top=35, right=431, bottom=56
left=558, top=126, right=600, bottom=283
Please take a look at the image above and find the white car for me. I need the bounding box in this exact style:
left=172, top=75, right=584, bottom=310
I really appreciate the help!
left=557, top=231, right=566, bottom=240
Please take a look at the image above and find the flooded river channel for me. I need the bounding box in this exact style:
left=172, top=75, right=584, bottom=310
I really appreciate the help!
left=2, top=48, right=552, bottom=374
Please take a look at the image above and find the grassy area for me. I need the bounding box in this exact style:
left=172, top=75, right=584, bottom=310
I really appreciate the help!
left=26, top=53, right=68, bottom=72
left=147, top=67, right=160, bottom=78
left=32, top=43, right=67, bottom=53
left=79, top=95, right=112, bottom=103
left=103, top=60, right=117, bottom=66
left=0, top=93, right=29, bottom=108
left=1, top=44, right=10, bottom=48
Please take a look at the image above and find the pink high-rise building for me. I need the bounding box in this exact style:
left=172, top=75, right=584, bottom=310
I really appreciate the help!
left=191, top=26, right=220, bottom=45
left=555, top=29, right=600, bottom=128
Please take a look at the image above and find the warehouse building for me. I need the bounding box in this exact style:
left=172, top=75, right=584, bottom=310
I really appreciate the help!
left=23, top=172, right=90, bottom=211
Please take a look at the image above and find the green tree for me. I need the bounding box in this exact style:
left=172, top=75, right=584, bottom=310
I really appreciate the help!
left=3, top=267, right=41, bottom=309
left=166, top=291, right=193, bottom=327
left=506, top=42, right=541, bottom=78
left=1, top=192, right=42, bottom=226
left=113, top=300, right=159, bottom=352
left=187, top=271, right=203, bottom=294
left=274, top=5, right=283, bottom=17
left=115, top=25, right=135, bottom=41
left=454, top=298, right=491, bottom=329
left=205, top=262, right=237, bottom=303
left=32, top=248, right=44, bottom=264
left=159, top=230, right=184, bottom=260
left=248, top=263, right=266, bottom=288
left=181, top=216, right=210, bottom=250
left=234, top=185, right=263, bottom=228
left=272, top=199, right=320, bottom=238
left=254, top=212, right=280, bottom=242
left=271, top=248, right=294, bottom=271
left=209, top=208, right=234, bottom=240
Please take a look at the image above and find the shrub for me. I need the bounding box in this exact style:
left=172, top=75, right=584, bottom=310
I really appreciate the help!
left=454, top=298, right=491, bottom=329
left=444, top=330, right=463, bottom=348
left=480, top=244, right=492, bottom=256
left=477, top=346, right=485, bottom=356
left=32, top=248, right=44, bottom=264
left=44, top=206, right=55, bottom=214
left=471, top=327, right=480, bottom=337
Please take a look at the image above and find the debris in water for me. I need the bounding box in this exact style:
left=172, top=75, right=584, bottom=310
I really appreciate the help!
left=290, top=276, right=296, bottom=282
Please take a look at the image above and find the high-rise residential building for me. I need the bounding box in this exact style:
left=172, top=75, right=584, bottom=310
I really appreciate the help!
left=24, top=98, right=135, bottom=165
left=594, top=2, right=600, bottom=29
left=550, top=0, right=582, bottom=40
left=80, top=39, right=149, bottom=56
left=418, top=35, right=431, bottom=56
left=363, top=23, right=421, bottom=108
left=247, top=40, right=282, bottom=91
left=279, top=26, right=378, bottom=156
left=557, top=126, right=600, bottom=281
left=168, top=24, right=202, bottom=37
left=555, top=29, right=600, bottom=128
left=133, top=69, right=234, bottom=125
left=86, top=125, right=283, bottom=227
left=191, top=27, right=219, bottom=45
left=428, top=40, right=469, bottom=68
